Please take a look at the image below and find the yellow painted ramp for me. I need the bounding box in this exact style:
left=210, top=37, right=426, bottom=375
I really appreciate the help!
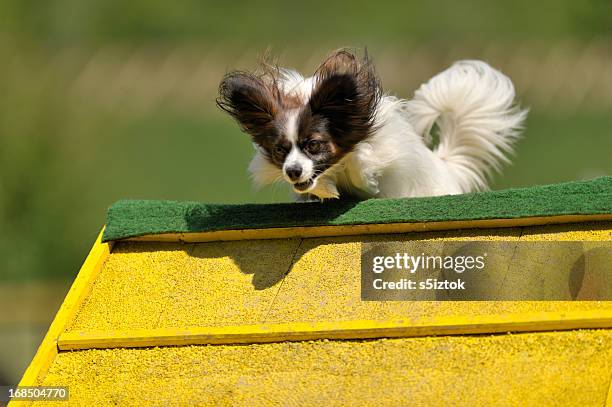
left=13, top=221, right=612, bottom=406
left=41, top=331, right=612, bottom=406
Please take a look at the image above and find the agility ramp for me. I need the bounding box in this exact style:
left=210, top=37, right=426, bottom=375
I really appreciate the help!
left=13, top=177, right=612, bottom=406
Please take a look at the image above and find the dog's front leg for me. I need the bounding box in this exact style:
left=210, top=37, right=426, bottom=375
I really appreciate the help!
left=344, top=146, right=382, bottom=198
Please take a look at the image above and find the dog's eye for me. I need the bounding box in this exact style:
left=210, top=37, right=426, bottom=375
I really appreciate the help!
left=306, top=140, right=322, bottom=154
left=274, top=145, right=286, bottom=156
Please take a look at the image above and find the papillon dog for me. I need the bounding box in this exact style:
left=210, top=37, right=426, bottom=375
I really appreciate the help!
left=217, top=50, right=527, bottom=201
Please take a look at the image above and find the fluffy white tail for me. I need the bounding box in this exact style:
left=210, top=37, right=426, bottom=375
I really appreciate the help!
left=406, top=60, right=528, bottom=192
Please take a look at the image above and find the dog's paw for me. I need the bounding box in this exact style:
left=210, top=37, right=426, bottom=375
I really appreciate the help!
left=364, top=174, right=380, bottom=195
left=311, top=177, right=340, bottom=200
left=293, top=193, right=320, bottom=203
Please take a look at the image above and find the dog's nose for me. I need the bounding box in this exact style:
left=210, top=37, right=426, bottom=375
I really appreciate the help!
left=285, top=165, right=302, bottom=181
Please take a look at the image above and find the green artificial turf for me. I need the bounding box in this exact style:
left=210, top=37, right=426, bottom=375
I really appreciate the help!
left=103, top=177, right=612, bottom=242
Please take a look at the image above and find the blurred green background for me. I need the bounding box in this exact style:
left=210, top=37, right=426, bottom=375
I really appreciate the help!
left=1, top=0, right=611, bottom=386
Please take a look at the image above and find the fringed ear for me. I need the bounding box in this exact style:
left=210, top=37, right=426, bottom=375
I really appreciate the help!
left=315, top=49, right=360, bottom=77
left=217, top=72, right=279, bottom=141
left=309, top=50, right=381, bottom=150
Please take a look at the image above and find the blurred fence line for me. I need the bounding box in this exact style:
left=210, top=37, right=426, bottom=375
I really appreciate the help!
left=52, top=41, right=612, bottom=116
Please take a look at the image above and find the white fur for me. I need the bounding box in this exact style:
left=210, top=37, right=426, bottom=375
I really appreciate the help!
left=248, top=146, right=283, bottom=186
left=283, top=147, right=314, bottom=184
left=249, top=60, right=527, bottom=200
left=281, top=109, right=315, bottom=184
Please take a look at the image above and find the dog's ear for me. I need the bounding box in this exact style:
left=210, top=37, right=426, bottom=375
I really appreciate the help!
left=217, top=72, right=279, bottom=140
left=309, top=50, right=381, bottom=150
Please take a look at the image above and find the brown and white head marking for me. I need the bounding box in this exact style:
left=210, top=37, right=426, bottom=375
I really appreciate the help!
left=217, top=49, right=381, bottom=196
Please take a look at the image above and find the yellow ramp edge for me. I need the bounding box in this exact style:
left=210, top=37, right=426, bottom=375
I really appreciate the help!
left=15, top=228, right=112, bottom=388
left=125, top=213, right=612, bottom=243
left=58, top=310, right=612, bottom=350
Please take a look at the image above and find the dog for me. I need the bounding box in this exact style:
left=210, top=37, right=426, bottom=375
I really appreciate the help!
left=217, top=50, right=527, bottom=201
